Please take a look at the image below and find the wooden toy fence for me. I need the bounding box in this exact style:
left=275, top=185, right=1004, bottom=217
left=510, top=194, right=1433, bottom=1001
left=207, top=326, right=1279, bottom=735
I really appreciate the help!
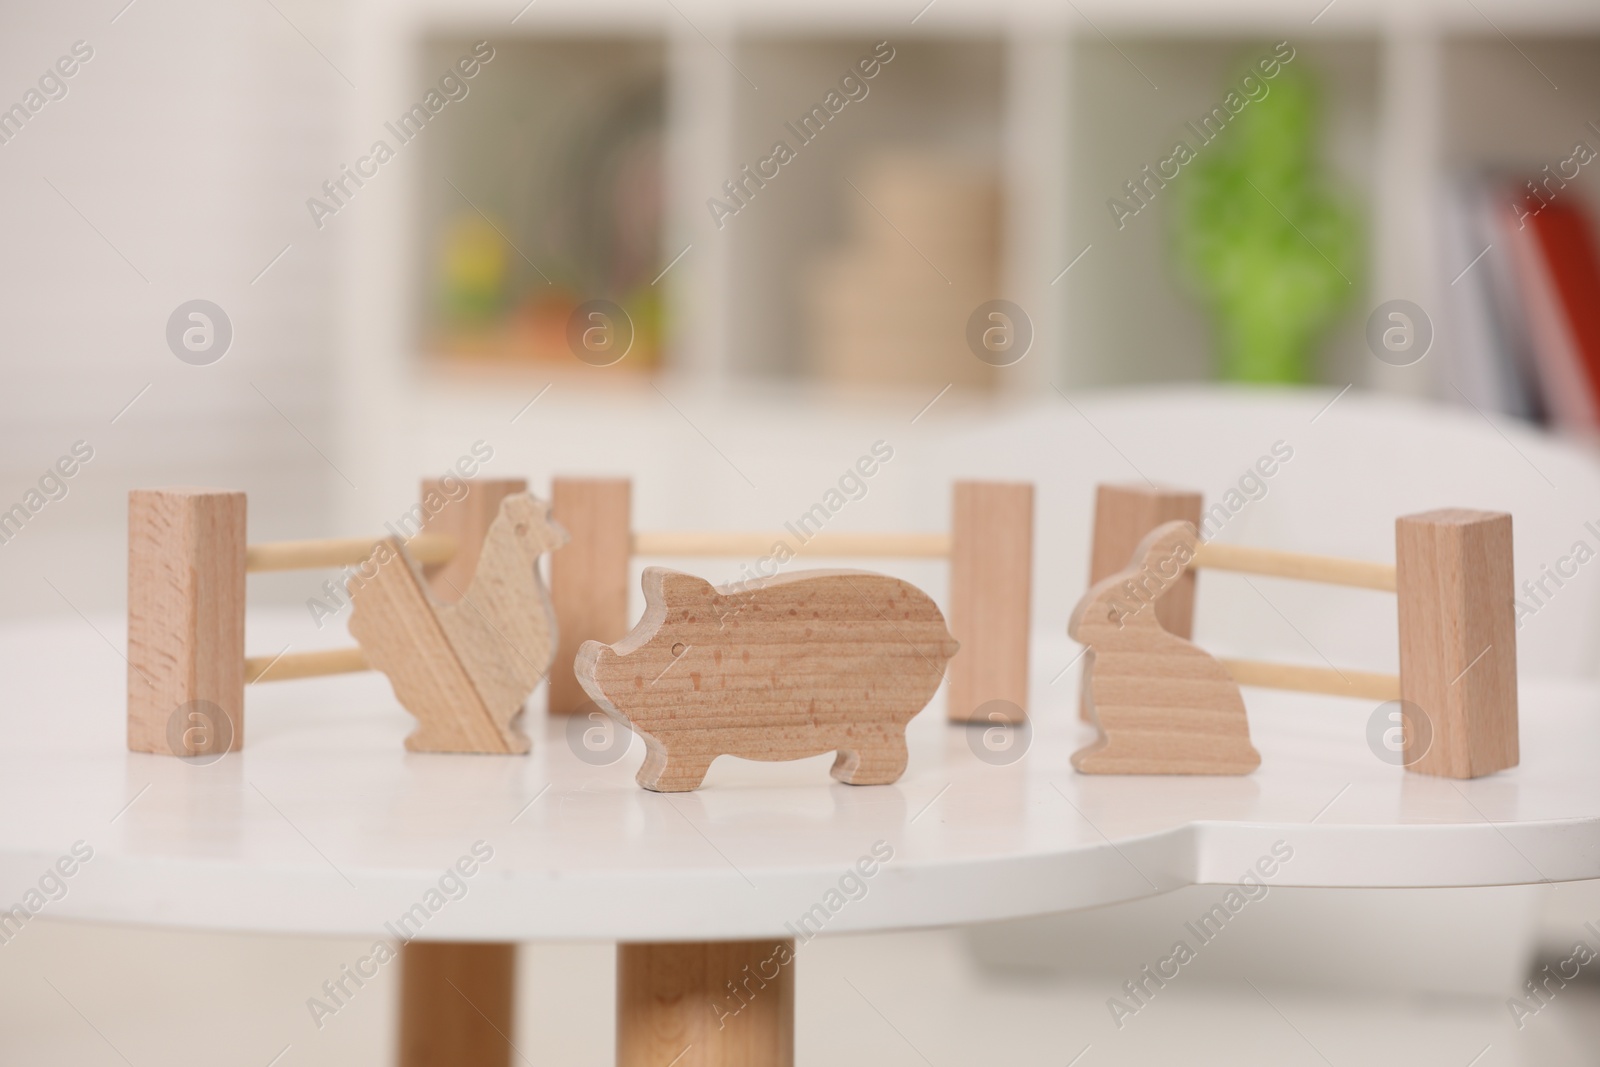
left=126, top=479, right=530, bottom=755
left=127, top=477, right=1032, bottom=755
left=1085, top=484, right=1518, bottom=778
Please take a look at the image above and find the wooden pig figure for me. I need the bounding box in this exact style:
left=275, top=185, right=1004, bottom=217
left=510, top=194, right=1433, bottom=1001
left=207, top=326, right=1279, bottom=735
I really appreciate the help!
left=575, top=567, right=959, bottom=792
left=1071, top=520, right=1260, bottom=775
left=349, top=492, right=568, bottom=754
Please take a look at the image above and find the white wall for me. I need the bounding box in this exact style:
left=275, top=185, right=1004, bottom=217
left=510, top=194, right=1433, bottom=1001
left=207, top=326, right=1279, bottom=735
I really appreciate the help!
left=0, top=0, right=346, bottom=620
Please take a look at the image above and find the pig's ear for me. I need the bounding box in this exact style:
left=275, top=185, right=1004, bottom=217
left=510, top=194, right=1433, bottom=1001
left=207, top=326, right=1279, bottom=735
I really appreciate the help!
left=574, top=639, right=617, bottom=689
left=641, top=567, right=718, bottom=608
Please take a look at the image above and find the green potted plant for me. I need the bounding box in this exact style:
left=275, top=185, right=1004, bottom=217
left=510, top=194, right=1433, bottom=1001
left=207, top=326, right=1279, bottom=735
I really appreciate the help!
left=1174, top=61, right=1362, bottom=383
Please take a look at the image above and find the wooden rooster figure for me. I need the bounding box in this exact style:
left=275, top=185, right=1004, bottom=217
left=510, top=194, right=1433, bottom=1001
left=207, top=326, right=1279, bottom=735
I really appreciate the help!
left=349, top=493, right=567, bottom=754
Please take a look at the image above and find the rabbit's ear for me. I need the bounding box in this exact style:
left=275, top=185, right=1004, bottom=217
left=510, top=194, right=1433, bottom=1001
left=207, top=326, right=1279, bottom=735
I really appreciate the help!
left=1068, top=520, right=1197, bottom=640
left=1132, top=520, right=1198, bottom=571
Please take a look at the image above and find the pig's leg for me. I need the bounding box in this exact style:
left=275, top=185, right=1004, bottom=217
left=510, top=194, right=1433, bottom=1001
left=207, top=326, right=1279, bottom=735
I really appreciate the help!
left=830, top=728, right=909, bottom=786
left=636, top=742, right=713, bottom=792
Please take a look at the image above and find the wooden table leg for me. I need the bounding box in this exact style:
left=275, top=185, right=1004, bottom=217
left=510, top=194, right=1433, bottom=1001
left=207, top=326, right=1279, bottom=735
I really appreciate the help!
left=618, top=939, right=795, bottom=1067
left=398, top=941, right=516, bottom=1067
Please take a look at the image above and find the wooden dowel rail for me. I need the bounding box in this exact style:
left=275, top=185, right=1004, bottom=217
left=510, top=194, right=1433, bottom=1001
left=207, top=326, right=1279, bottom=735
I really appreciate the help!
left=249, top=652, right=1403, bottom=700
left=243, top=531, right=949, bottom=685
left=630, top=531, right=952, bottom=559
left=1219, top=657, right=1401, bottom=701
left=246, top=647, right=369, bottom=683
left=1191, top=542, right=1397, bottom=592
left=245, top=533, right=456, bottom=573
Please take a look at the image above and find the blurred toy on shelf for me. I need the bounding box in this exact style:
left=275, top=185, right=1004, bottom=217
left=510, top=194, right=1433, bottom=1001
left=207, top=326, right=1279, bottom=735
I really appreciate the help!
left=805, top=152, right=1001, bottom=388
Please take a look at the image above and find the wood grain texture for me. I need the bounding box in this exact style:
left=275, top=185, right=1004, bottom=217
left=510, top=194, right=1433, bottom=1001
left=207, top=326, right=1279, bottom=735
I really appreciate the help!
left=633, top=530, right=952, bottom=558
left=348, top=493, right=566, bottom=754
left=245, top=646, right=367, bottom=683
left=1219, top=658, right=1400, bottom=701
left=245, top=532, right=455, bottom=572
left=348, top=537, right=509, bottom=753
left=947, top=481, right=1033, bottom=723
left=1396, top=509, right=1518, bottom=778
left=127, top=488, right=246, bottom=756
left=398, top=941, right=515, bottom=1067
left=420, top=478, right=527, bottom=603
left=576, top=568, right=958, bottom=792
left=1191, top=541, right=1397, bottom=591
left=1071, top=521, right=1260, bottom=776
left=1081, top=484, right=1202, bottom=721
left=618, top=940, right=795, bottom=1067
left=550, top=477, right=633, bottom=716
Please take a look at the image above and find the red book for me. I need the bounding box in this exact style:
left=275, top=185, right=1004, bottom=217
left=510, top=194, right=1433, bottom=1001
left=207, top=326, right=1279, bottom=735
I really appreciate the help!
left=1499, top=191, right=1600, bottom=429
left=1530, top=201, right=1600, bottom=398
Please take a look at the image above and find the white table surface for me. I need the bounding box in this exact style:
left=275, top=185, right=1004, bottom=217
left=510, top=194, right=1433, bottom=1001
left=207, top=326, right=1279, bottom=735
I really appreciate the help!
left=3, top=614, right=1598, bottom=943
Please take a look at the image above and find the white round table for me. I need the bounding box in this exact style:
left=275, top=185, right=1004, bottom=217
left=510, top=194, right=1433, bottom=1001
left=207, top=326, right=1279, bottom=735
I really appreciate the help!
left=6, top=617, right=1598, bottom=1064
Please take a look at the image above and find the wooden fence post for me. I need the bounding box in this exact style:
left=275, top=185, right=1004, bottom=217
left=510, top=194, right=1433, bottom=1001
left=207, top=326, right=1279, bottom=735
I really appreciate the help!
left=947, top=480, right=1034, bottom=723
left=1396, top=509, right=1518, bottom=778
left=549, top=477, right=633, bottom=715
left=127, top=488, right=246, bottom=756
left=1080, top=483, right=1203, bottom=720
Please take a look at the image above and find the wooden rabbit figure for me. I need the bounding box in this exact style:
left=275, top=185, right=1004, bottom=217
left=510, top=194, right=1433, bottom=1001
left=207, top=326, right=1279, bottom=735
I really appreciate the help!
left=1070, top=520, right=1260, bottom=775
left=350, top=492, right=568, bottom=754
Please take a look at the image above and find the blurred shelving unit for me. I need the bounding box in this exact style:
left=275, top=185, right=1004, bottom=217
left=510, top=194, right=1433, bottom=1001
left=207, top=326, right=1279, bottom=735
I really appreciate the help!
left=337, top=0, right=1600, bottom=515
left=416, top=35, right=668, bottom=373
left=723, top=37, right=1006, bottom=386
